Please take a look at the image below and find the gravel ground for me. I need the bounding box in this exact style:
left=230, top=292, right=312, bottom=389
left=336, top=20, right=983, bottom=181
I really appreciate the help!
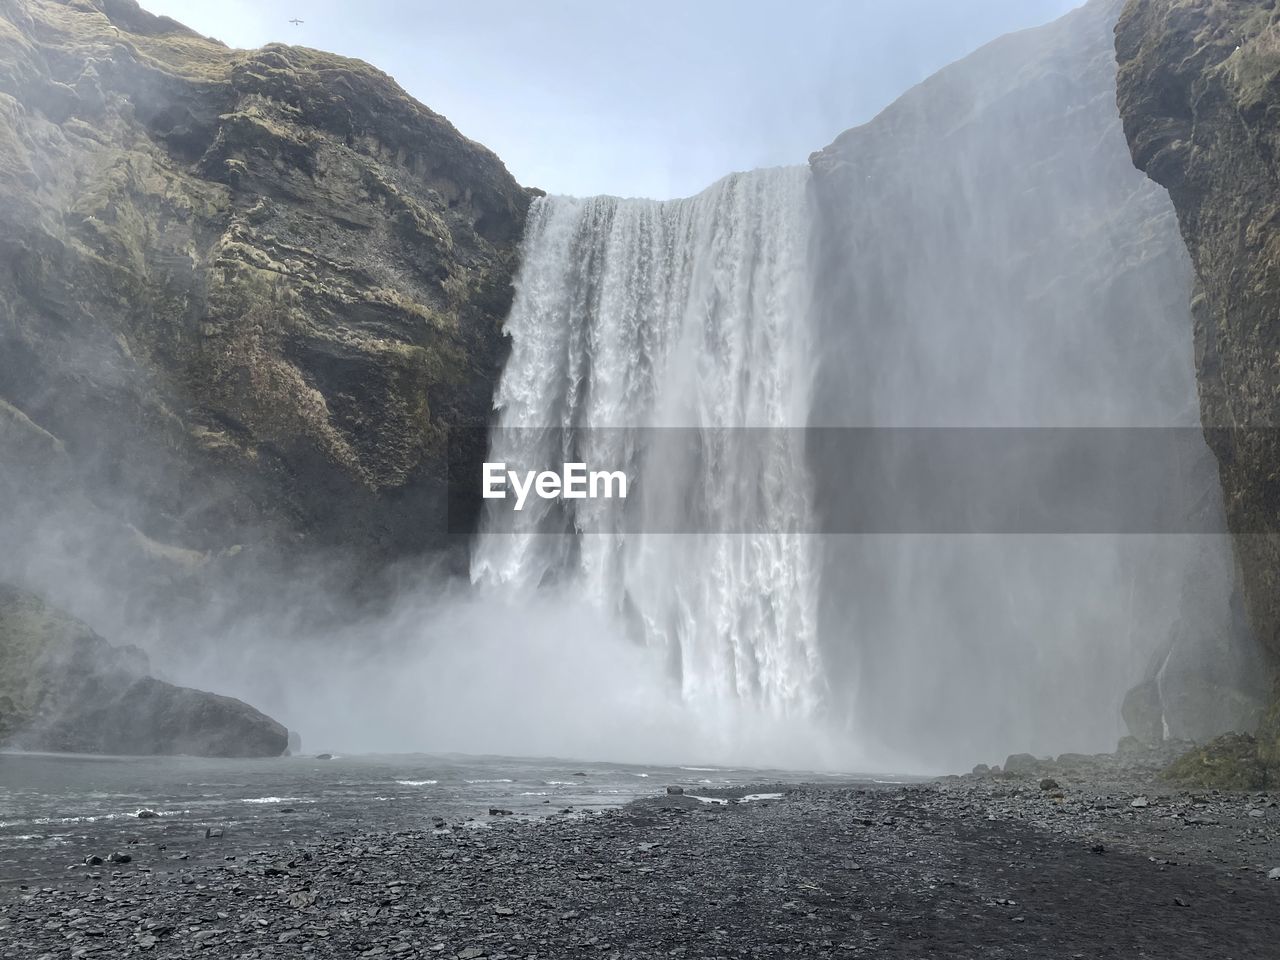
left=3, top=760, right=1279, bottom=959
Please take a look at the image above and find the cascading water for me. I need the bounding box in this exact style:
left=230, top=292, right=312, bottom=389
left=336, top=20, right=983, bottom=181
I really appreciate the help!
left=472, top=166, right=823, bottom=720
left=468, top=1, right=1259, bottom=771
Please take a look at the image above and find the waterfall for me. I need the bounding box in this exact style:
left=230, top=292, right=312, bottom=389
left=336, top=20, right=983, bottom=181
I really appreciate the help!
left=472, top=166, right=823, bottom=718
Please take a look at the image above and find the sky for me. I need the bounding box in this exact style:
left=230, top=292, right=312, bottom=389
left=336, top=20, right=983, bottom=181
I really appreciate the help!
left=138, top=0, right=1083, bottom=199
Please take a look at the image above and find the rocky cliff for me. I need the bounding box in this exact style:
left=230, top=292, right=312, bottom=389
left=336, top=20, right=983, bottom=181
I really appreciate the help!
left=1117, top=0, right=1280, bottom=763
left=0, top=0, right=531, bottom=618
left=0, top=583, right=287, bottom=755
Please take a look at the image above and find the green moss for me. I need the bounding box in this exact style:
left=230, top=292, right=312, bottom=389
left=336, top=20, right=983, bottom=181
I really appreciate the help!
left=0, top=0, right=529, bottom=568
left=1162, top=733, right=1274, bottom=790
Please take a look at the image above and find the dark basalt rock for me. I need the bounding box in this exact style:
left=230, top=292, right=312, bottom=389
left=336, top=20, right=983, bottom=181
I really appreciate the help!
left=0, top=583, right=286, bottom=757
left=1003, top=754, right=1043, bottom=777
left=1117, top=0, right=1280, bottom=769
left=6, top=782, right=1280, bottom=957
left=0, top=0, right=533, bottom=622
left=1121, top=676, right=1165, bottom=745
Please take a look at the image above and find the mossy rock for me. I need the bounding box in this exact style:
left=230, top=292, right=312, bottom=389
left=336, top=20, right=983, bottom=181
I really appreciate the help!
left=0, top=0, right=533, bottom=613
left=1162, top=733, right=1273, bottom=790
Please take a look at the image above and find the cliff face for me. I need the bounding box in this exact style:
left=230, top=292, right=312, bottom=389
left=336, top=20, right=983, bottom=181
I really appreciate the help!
left=1116, top=0, right=1280, bottom=757
left=0, top=584, right=287, bottom=756
left=807, top=0, right=1265, bottom=764
left=0, top=0, right=530, bottom=606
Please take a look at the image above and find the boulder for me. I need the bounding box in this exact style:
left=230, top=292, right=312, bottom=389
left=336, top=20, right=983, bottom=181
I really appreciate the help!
left=1002, top=753, right=1042, bottom=777
left=1116, top=735, right=1145, bottom=756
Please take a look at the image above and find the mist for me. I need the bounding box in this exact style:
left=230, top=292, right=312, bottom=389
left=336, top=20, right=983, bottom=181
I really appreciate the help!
left=1, top=0, right=1263, bottom=777
left=152, top=585, right=875, bottom=771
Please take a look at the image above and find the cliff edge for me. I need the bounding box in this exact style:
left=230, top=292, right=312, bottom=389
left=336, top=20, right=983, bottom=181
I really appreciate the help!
left=1117, top=0, right=1280, bottom=763
left=0, top=0, right=531, bottom=610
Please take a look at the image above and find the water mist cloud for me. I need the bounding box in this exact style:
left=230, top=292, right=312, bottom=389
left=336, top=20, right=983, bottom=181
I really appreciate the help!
left=156, top=585, right=863, bottom=771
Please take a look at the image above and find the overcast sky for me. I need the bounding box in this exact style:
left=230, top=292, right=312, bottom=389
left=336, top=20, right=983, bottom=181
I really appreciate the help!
left=138, top=1, right=1082, bottom=199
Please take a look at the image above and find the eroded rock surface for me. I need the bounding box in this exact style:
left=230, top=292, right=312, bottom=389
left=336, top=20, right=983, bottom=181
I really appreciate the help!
left=0, top=0, right=531, bottom=611
left=1117, top=0, right=1280, bottom=763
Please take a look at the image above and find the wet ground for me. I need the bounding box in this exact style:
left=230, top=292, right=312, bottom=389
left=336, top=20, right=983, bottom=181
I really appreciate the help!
left=0, top=751, right=878, bottom=892
left=2, top=760, right=1278, bottom=958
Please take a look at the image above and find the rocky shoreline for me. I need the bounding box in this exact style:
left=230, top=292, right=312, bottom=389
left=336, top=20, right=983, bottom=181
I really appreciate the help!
left=3, top=753, right=1278, bottom=959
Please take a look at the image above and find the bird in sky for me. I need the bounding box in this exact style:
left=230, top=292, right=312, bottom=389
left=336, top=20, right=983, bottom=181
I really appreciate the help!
left=289, top=18, right=304, bottom=26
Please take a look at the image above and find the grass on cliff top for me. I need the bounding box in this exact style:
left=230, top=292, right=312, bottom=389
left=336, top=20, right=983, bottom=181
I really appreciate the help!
left=1221, top=8, right=1280, bottom=105
left=26, top=0, right=231, bottom=82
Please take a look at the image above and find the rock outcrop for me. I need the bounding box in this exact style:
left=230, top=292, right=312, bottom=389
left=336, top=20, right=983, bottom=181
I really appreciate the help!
left=1162, top=732, right=1274, bottom=789
left=1117, top=0, right=1280, bottom=764
left=0, top=0, right=531, bottom=612
left=0, top=583, right=287, bottom=756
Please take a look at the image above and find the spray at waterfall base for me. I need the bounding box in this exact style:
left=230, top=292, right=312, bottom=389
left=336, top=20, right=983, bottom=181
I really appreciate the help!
left=466, top=426, right=1247, bottom=772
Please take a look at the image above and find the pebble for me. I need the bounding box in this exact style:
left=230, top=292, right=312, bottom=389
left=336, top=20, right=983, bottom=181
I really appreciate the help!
left=3, top=764, right=1278, bottom=958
